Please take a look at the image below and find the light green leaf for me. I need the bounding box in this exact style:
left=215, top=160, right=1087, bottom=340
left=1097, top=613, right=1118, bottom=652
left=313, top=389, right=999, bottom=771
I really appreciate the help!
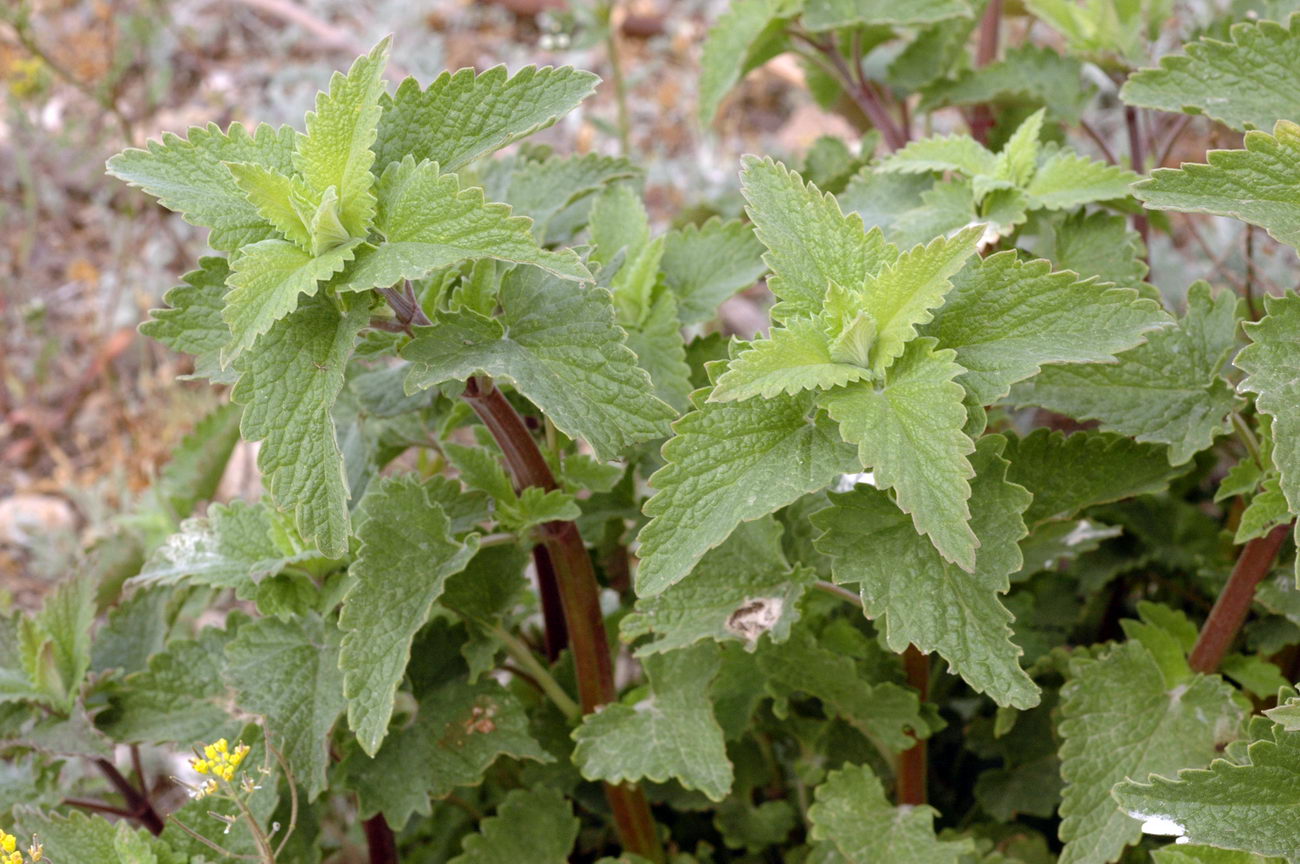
left=878, top=134, right=999, bottom=178
left=1264, top=696, right=1300, bottom=731
left=661, top=217, right=768, bottom=325
left=492, top=152, right=639, bottom=244
left=1235, top=477, right=1291, bottom=542
left=1046, top=209, right=1150, bottom=294
left=224, top=161, right=312, bottom=248
left=635, top=390, right=859, bottom=596
left=106, top=122, right=297, bottom=251
left=403, top=267, right=674, bottom=459
left=341, top=157, right=590, bottom=291
left=710, top=318, right=870, bottom=401
left=1152, top=846, right=1285, bottom=864
left=375, top=65, right=599, bottom=172
left=231, top=294, right=367, bottom=558
left=923, top=251, right=1170, bottom=405
left=808, top=764, right=974, bottom=862
left=1134, top=121, right=1300, bottom=249
left=572, top=643, right=732, bottom=800
left=919, top=45, right=1089, bottom=122
left=340, top=477, right=479, bottom=756
left=11, top=810, right=180, bottom=864
left=590, top=183, right=650, bottom=269
left=623, top=288, right=693, bottom=413
left=1237, top=293, right=1300, bottom=515
left=1057, top=639, right=1242, bottom=864
left=449, top=786, right=580, bottom=864
left=740, top=155, right=897, bottom=320
left=622, top=517, right=815, bottom=655
left=1120, top=16, right=1300, bottom=132
left=221, top=236, right=360, bottom=364
left=821, top=338, right=978, bottom=571
left=1002, top=429, right=1188, bottom=527
left=292, top=37, right=389, bottom=238
left=1011, top=282, right=1240, bottom=465
left=698, top=0, right=794, bottom=124
left=1025, top=146, right=1139, bottom=209
left=997, top=109, right=1046, bottom=186
left=22, top=577, right=95, bottom=710
left=814, top=435, right=1040, bottom=708
left=804, top=0, right=972, bottom=28
left=139, top=257, right=236, bottom=384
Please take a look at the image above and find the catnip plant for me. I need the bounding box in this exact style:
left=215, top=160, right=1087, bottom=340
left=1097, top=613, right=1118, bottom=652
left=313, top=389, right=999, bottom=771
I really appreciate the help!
left=3, top=0, right=1300, bottom=860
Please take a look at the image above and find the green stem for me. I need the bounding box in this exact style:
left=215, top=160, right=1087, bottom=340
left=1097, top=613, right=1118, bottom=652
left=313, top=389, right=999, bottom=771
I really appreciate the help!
left=489, top=622, right=581, bottom=721
left=1231, top=412, right=1264, bottom=469
left=602, top=0, right=633, bottom=155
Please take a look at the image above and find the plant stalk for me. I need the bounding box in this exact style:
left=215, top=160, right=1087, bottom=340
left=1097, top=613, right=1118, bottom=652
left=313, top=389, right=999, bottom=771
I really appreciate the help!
left=1124, top=105, right=1153, bottom=276
left=898, top=645, right=929, bottom=806
left=460, top=376, right=664, bottom=863
left=789, top=29, right=908, bottom=150
left=970, top=0, right=1002, bottom=145
left=1189, top=523, right=1293, bottom=674
left=96, top=757, right=165, bottom=835
left=363, top=813, right=398, bottom=864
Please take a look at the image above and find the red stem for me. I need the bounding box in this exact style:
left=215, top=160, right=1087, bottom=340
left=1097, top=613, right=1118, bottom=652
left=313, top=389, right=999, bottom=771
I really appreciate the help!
left=1189, top=523, right=1292, bottom=674
left=95, top=758, right=165, bottom=835
left=897, top=645, right=930, bottom=806
left=363, top=813, right=397, bottom=864
left=792, top=30, right=908, bottom=150
left=1125, top=105, right=1153, bottom=277
left=970, top=0, right=1002, bottom=145
left=460, top=376, right=664, bottom=863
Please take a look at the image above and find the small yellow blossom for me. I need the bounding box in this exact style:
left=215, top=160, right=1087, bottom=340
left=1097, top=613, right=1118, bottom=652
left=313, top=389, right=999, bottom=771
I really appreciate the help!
left=25, top=838, right=40, bottom=862
left=190, top=738, right=251, bottom=790
left=0, top=831, right=14, bottom=853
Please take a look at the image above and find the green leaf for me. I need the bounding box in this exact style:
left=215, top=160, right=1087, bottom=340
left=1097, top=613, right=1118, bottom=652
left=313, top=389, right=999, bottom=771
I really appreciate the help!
left=919, top=45, right=1090, bottom=122
left=106, top=121, right=297, bottom=251
left=698, top=0, right=794, bottom=124
left=139, top=257, right=236, bottom=383
left=814, top=435, right=1040, bottom=708
left=340, top=476, right=479, bottom=756
left=11, top=810, right=180, bottom=863
left=572, top=643, right=732, bottom=800
left=740, top=155, right=897, bottom=320
left=821, top=338, right=978, bottom=571
left=1234, top=477, right=1291, bottom=542
left=1046, top=209, right=1150, bottom=294
left=492, top=152, right=639, bottom=245
left=1134, top=121, right=1300, bottom=249
left=635, top=390, right=859, bottom=596
left=622, top=517, right=815, bottom=655
left=1057, top=638, right=1242, bottom=864
left=661, top=218, right=767, bottom=325
left=292, top=37, right=389, bottom=238
left=1114, top=721, right=1300, bottom=861
left=231, top=294, right=368, bottom=558
left=1152, top=846, right=1285, bottom=864
left=340, top=157, right=590, bottom=291
left=1011, top=282, right=1240, bottom=465
left=922, top=251, right=1170, bottom=404
left=804, top=0, right=973, bottom=29
left=1025, top=146, right=1139, bottom=209
left=589, top=183, right=651, bottom=269
left=808, top=764, right=974, bottom=862
left=1237, top=293, right=1300, bottom=516
left=1002, top=430, right=1189, bottom=527
left=448, top=786, right=580, bottom=864
left=879, top=134, right=999, bottom=178
left=20, top=577, right=95, bottom=710
left=1120, top=16, right=1300, bottom=132
left=147, top=401, right=244, bottom=525
left=1264, top=696, right=1300, bottom=731
left=710, top=318, right=870, bottom=401
left=404, top=267, right=673, bottom=459
left=375, top=65, right=599, bottom=173
left=221, top=236, right=361, bottom=364
left=623, top=288, right=693, bottom=413
left=225, top=615, right=346, bottom=800
left=224, top=161, right=312, bottom=249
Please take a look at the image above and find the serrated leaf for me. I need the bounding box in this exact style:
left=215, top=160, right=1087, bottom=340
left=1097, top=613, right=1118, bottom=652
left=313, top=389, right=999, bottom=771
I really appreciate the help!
left=622, top=517, right=814, bottom=655
left=1120, top=16, right=1300, bottom=132
left=1025, top=146, right=1139, bottom=209
left=340, top=157, right=589, bottom=291
left=1113, top=722, right=1300, bottom=861
left=1002, top=429, right=1188, bottom=527
left=404, top=267, right=672, bottom=459
left=139, top=256, right=237, bottom=383
left=292, top=37, right=389, bottom=238
left=698, top=0, right=794, bottom=124
left=221, top=236, right=360, bottom=363
left=1011, top=282, right=1240, bottom=465
left=740, top=155, right=898, bottom=321
left=1047, top=209, right=1150, bottom=293
left=923, top=252, right=1170, bottom=405
left=635, top=390, right=859, bottom=596
left=661, top=218, right=769, bottom=325
left=11, top=810, right=180, bottom=864
left=1152, top=846, right=1284, bottom=864
left=814, top=435, right=1039, bottom=708
left=20, top=577, right=95, bottom=710
left=106, top=122, right=297, bottom=251
left=572, top=643, right=732, bottom=800
left=448, top=786, right=579, bottom=864
left=375, top=65, right=599, bottom=173
left=710, top=318, right=870, bottom=401
left=1235, top=477, right=1291, bottom=542
left=224, top=161, right=312, bottom=248
left=231, top=294, right=367, bottom=558
left=340, top=476, right=479, bottom=756
left=492, top=152, right=639, bottom=245
left=821, top=338, right=979, bottom=571
left=879, top=134, right=1000, bottom=178
left=804, top=0, right=973, bottom=29
left=590, top=183, right=650, bottom=269
left=919, top=45, right=1090, bottom=122
left=1134, top=121, right=1300, bottom=249
left=623, top=289, right=693, bottom=413
left=1057, top=638, right=1242, bottom=864
left=1264, top=696, right=1300, bottom=730
left=148, top=401, right=244, bottom=525
left=225, top=615, right=346, bottom=800
left=808, top=764, right=974, bottom=862
left=1237, top=293, right=1300, bottom=516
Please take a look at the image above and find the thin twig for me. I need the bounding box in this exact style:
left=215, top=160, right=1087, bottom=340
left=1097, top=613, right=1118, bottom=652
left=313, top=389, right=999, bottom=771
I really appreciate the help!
left=787, top=28, right=907, bottom=150
left=1078, top=120, right=1119, bottom=165
left=813, top=580, right=864, bottom=608
left=1155, top=114, right=1193, bottom=169
left=1124, top=105, right=1152, bottom=278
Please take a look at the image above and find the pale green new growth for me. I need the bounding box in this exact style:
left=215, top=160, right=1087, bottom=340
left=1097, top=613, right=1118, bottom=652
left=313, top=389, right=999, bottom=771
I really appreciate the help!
left=403, top=267, right=674, bottom=460
left=448, top=787, right=580, bottom=864
left=710, top=319, right=871, bottom=401
left=1120, top=16, right=1300, bottom=132
left=1135, top=121, right=1300, bottom=250
left=340, top=477, right=479, bottom=756
left=635, top=390, right=859, bottom=596
left=572, top=643, right=733, bottom=800
left=1057, top=638, right=1242, bottom=864
left=224, top=161, right=313, bottom=250
left=821, top=338, right=978, bottom=571
left=814, top=436, right=1039, bottom=708
left=375, top=65, right=600, bottom=172
left=1237, top=294, right=1300, bottom=517
left=880, top=134, right=1000, bottom=178
left=808, top=764, right=973, bottom=862
left=231, top=294, right=367, bottom=559
left=1012, top=282, right=1240, bottom=466
left=1026, top=146, right=1138, bottom=209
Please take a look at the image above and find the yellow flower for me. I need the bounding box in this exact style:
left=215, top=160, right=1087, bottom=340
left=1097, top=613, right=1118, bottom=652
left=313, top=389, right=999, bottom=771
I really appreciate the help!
left=26, top=837, right=41, bottom=862
left=191, top=758, right=209, bottom=775
left=0, top=831, right=14, bottom=854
